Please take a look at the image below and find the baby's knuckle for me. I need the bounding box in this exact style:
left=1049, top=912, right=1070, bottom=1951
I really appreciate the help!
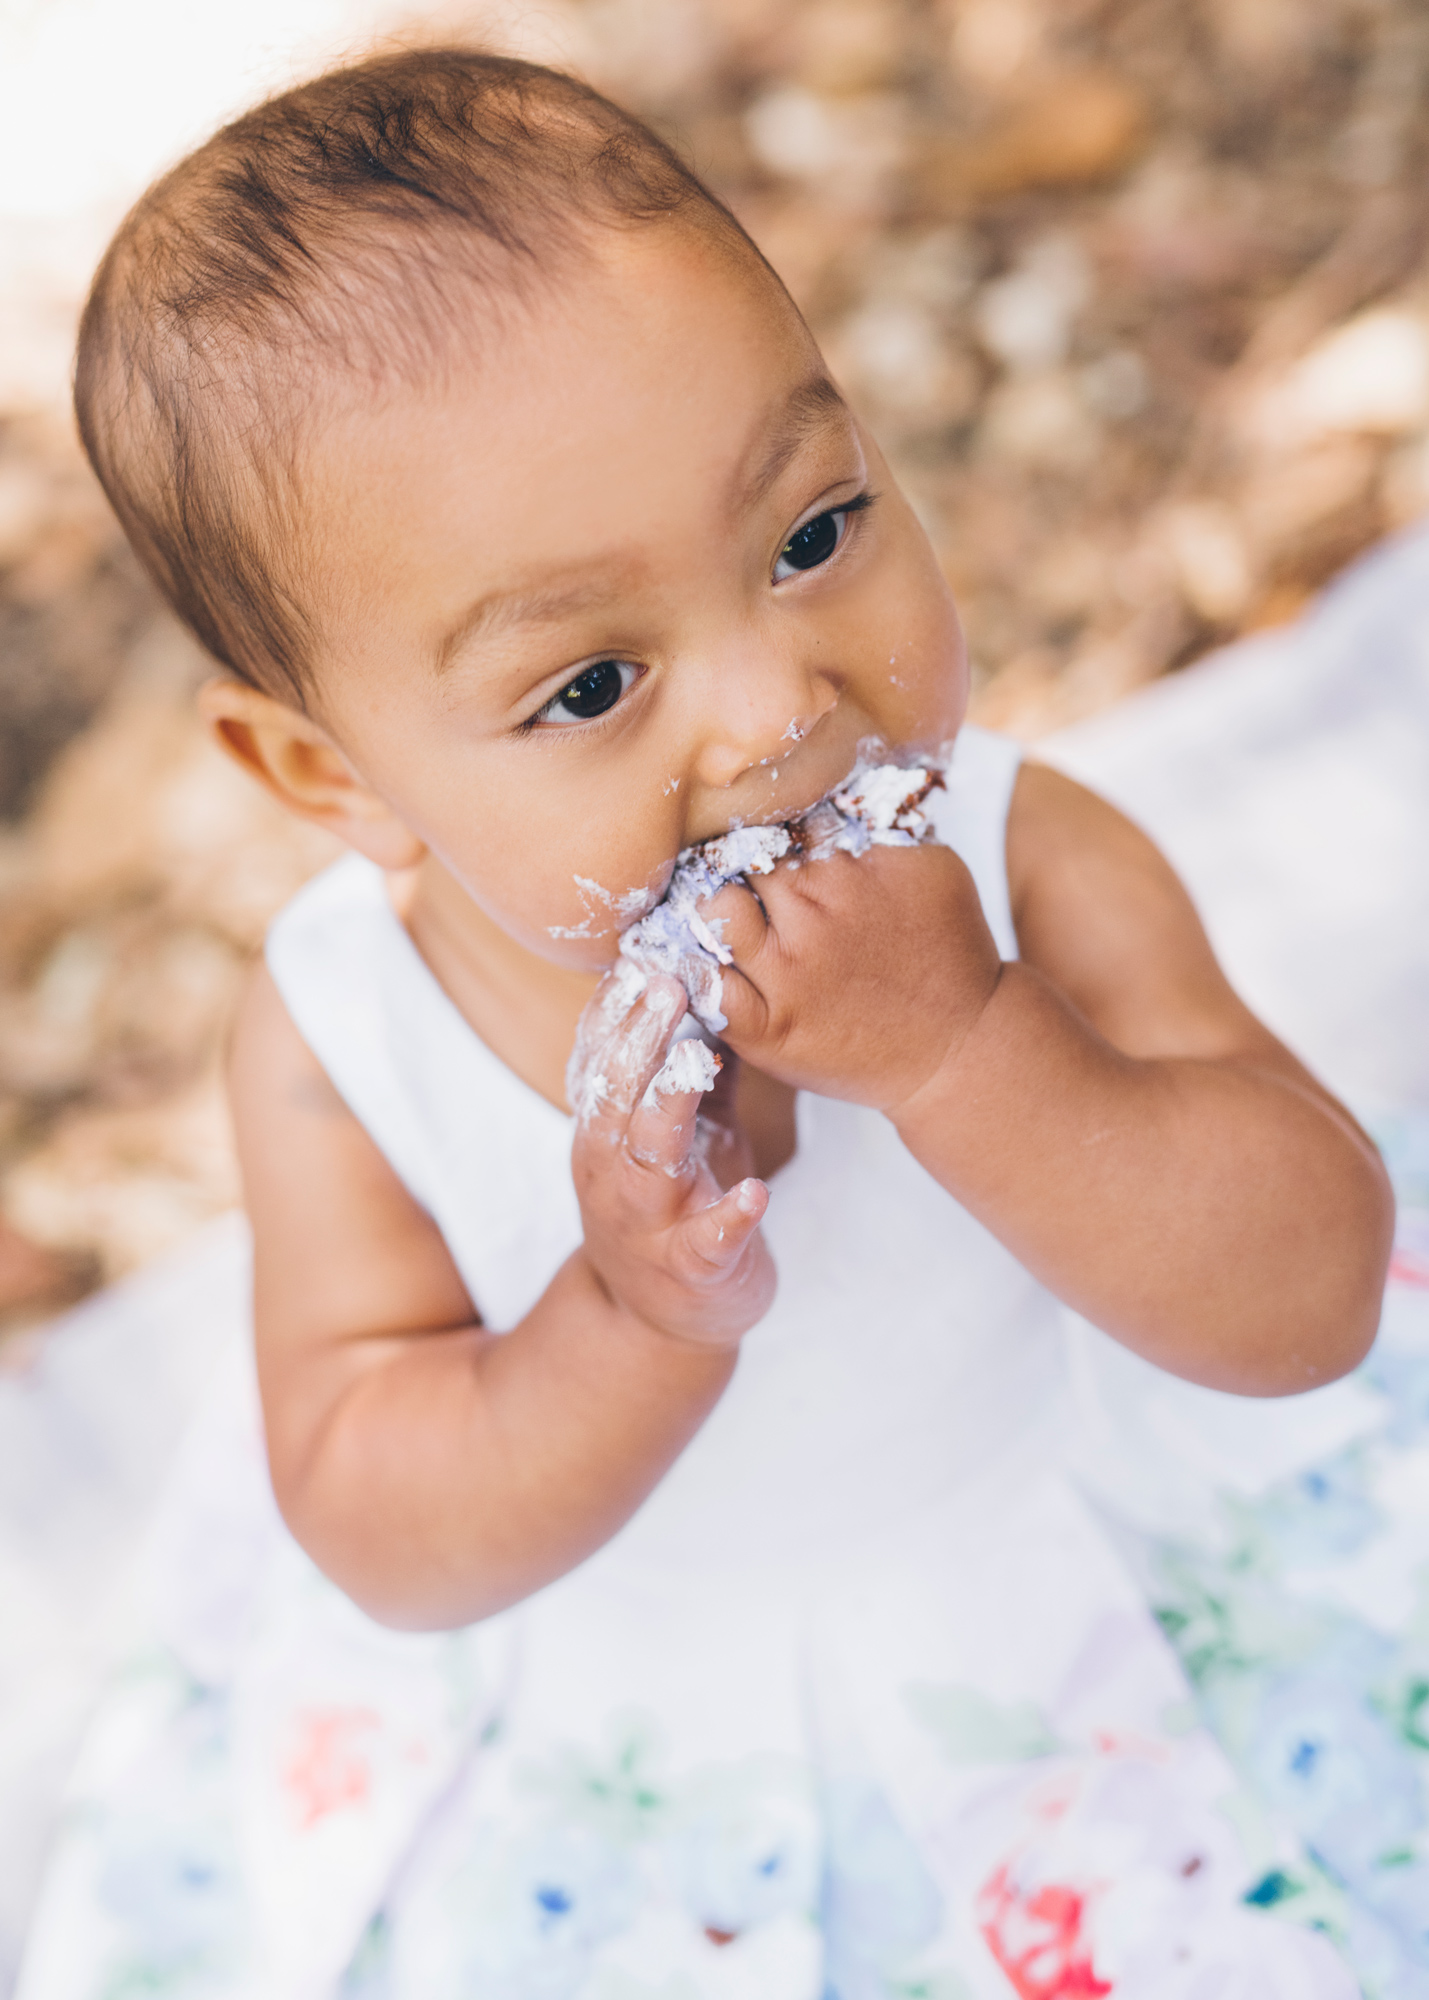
left=766, top=997, right=798, bottom=1049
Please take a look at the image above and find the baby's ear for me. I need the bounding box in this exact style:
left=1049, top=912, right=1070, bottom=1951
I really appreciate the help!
left=198, top=676, right=426, bottom=871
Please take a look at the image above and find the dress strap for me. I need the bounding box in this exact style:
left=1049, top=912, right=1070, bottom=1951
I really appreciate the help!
left=265, top=853, right=581, bottom=1330
left=932, top=725, right=1022, bottom=960
left=265, top=854, right=441, bottom=1213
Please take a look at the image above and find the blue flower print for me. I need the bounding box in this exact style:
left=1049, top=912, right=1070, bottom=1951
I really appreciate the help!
left=1249, top=1669, right=1424, bottom=1886
left=1341, top=1894, right=1429, bottom=2000
left=820, top=1780, right=943, bottom=2000
left=442, top=1821, right=643, bottom=1999
left=1244, top=1451, right=1381, bottom=1567
left=96, top=1830, right=231, bottom=1953
left=1363, top=1854, right=1429, bottom=1964
left=668, top=1775, right=819, bottom=1939
left=94, top=1814, right=244, bottom=1991
left=84, top=1677, right=246, bottom=1993
left=1365, top=1351, right=1429, bottom=1446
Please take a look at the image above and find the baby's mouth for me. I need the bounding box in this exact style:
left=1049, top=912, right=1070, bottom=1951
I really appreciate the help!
left=616, top=751, right=946, bottom=1034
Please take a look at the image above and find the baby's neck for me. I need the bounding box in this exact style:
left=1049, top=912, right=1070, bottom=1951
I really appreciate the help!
left=394, top=856, right=597, bottom=1114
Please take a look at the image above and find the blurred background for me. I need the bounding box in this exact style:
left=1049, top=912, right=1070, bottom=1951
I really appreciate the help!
left=1, top=0, right=1427, bottom=1339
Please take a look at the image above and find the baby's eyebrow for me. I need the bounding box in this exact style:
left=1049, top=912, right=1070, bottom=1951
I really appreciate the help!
left=437, top=572, right=624, bottom=673
left=737, top=375, right=852, bottom=511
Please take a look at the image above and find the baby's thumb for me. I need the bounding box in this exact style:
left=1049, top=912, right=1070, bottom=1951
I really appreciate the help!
left=679, top=1178, right=768, bottom=1279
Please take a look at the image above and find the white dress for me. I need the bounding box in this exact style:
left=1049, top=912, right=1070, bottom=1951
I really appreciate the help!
left=17, top=726, right=1403, bottom=2000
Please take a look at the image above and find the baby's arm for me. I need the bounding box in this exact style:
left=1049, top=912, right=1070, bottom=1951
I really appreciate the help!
left=710, top=763, right=1393, bottom=1395
left=230, top=963, right=771, bottom=1629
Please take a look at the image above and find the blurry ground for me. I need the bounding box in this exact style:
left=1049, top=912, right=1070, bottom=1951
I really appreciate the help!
left=2, top=0, right=1428, bottom=1335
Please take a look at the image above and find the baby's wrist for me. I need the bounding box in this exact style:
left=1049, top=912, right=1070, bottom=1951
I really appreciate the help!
left=881, top=964, right=1009, bottom=1132
left=580, top=1247, right=749, bottom=1362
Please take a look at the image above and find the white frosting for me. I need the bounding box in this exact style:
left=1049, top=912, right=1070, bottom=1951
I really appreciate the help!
left=619, top=756, right=943, bottom=1030
left=797, top=762, right=940, bottom=859
left=617, top=825, right=792, bottom=1032
left=549, top=876, right=657, bottom=941
left=564, top=755, right=945, bottom=1116
left=564, top=957, right=655, bottom=1122
left=648, top=1036, right=722, bottom=1099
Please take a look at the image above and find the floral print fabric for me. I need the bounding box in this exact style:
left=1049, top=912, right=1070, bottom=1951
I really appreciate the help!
left=1128, top=1114, right=1429, bottom=1995
left=19, top=1117, right=1428, bottom=2000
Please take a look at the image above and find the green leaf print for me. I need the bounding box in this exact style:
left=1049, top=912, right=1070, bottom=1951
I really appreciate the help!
left=1241, top=1862, right=1350, bottom=1942
left=338, top=1911, right=392, bottom=1995
left=903, top=1684, right=1057, bottom=1763
left=1375, top=1674, right=1429, bottom=1753
left=890, top=1973, right=974, bottom=1999
left=518, top=1716, right=672, bottom=1843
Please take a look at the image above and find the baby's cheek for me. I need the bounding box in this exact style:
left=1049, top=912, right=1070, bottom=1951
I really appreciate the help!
left=846, top=590, right=967, bottom=752
left=901, top=598, right=968, bottom=741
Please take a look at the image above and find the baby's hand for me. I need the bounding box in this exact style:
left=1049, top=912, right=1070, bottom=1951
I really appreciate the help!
left=705, top=843, right=1002, bottom=1109
left=569, top=974, right=775, bottom=1347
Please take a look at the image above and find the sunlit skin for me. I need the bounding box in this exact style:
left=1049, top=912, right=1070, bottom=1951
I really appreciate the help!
left=206, top=222, right=1394, bottom=1629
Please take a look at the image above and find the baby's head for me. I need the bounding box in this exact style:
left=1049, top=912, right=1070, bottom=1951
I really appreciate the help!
left=78, top=48, right=968, bottom=967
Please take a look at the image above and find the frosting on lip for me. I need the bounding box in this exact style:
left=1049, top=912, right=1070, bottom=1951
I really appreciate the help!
left=619, top=753, right=945, bottom=1033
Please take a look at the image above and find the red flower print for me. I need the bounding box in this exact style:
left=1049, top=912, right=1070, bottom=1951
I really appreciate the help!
left=282, top=1705, right=380, bottom=1830
left=977, top=1862, right=1112, bottom=1999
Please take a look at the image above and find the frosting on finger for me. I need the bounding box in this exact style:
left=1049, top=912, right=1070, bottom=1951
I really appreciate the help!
left=618, top=753, right=944, bottom=1031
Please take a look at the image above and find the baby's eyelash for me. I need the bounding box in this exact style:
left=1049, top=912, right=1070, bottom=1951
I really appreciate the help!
left=518, top=658, right=641, bottom=734
left=773, top=488, right=878, bottom=581
left=803, top=489, right=878, bottom=536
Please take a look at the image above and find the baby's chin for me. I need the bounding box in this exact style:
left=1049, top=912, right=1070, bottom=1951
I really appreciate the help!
left=523, top=868, right=668, bottom=973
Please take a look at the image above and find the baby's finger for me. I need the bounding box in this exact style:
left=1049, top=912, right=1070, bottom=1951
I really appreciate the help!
left=566, top=960, right=648, bottom=1117
left=573, top=975, right=685, bottom=1130
left=677, top=1177, right=768, bottom=1278
left=697, top=879, right=769, bottom=967
left=708, top=955, right=772, bottom=1049
left=625, top=1039, right=722, bottom=1175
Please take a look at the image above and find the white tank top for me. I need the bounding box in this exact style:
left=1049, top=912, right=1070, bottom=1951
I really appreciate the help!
left=266, top=725, right=1065, bottom=1580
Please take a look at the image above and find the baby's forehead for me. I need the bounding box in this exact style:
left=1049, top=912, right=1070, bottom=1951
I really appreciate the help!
left=297, top=307, right=855, bottom=701
left=292, top=210, right=799, bottom=447
left=304, top=221, right=831, bottom=503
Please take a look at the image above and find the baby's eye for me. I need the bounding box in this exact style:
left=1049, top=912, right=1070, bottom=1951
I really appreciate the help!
left=773, top=507, right=849, bottom=582
left=534, top=658, right=640, bottom=727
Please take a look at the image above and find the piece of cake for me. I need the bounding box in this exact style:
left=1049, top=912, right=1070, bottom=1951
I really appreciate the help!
left=620, top=755, right=944, bottom=1032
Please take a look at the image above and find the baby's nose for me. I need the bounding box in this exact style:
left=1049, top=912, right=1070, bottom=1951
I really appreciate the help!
left=692, top=651, right=838, bottom=793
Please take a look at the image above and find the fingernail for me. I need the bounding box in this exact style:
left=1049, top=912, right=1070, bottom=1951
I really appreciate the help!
left=735, top=1179, right=763, bottom=1215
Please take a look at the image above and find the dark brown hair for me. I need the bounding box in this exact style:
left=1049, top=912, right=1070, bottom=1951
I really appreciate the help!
left=75, top=48, right=767, bottom=704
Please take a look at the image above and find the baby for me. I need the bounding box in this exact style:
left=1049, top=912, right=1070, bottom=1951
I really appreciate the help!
left=27, top=43, right=1395, bottom=2000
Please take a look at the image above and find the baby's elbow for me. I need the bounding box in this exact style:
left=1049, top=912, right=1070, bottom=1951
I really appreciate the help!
left=1269, top=1299, right=1378, bottom=1396
left=340, top=1580, right=496, bottom=1634
left=1260, top=1168, right=1394, bottom=1396
left=272, top=1477, right=510, bottom=1630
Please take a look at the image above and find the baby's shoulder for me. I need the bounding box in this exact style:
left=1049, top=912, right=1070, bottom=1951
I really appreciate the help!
left=1005, top=758, right=1168, bottom=916
left=1005, top=759, right=1259, bottom=1054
